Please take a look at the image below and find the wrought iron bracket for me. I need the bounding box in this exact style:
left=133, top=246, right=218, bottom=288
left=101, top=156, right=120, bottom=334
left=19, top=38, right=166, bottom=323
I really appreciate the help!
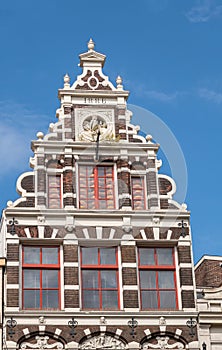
left=178, top=219, right=187, bottom=238
left=186, top=317, right=197, bottom=337
left=6, top=317, right=17, bottom=338
left=202, top=342, right=207, bottom=350
left=128, top=317, right=138, bottom=338
left=68, top=317, right=78, bottom=338
left=8, top=217, right=18, bottom=235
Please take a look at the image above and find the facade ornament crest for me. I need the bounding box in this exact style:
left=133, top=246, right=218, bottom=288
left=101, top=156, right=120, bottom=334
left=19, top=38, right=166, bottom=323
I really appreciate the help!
left=143, top=336, right=184, bottom=349
left=79, top=115, right=114, bottom=142
left=79, top=334, right=126, bottom=349
left=20, top=336, right=63, bottom=349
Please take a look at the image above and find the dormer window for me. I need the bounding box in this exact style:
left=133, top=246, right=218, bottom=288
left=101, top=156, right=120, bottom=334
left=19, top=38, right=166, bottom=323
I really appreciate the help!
left=78, top=165, right=115, bottom=209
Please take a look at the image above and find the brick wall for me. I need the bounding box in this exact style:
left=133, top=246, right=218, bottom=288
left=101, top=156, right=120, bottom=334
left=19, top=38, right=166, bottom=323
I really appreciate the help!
left=195, top=258, right=222, bottom=288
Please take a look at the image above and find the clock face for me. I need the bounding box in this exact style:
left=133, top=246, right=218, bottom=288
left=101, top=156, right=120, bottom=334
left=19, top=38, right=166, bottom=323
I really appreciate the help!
left=75, top=108, right=115, bottom=142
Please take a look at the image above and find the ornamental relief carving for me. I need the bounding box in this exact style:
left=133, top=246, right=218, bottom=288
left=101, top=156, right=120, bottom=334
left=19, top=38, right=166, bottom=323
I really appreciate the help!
left=75, top=109, right=115, bottom=142
left=142, top=337, right=184, bottom=349
left=20, top=336, right=63, bottom=349
left=79, top=334, right=126, bottom=349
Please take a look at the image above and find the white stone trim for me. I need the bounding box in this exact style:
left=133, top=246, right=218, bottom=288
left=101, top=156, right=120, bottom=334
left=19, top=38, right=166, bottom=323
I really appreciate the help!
left=64, top=285, right=79, bottom=290
left=122, top=263, right=137, bottom=268
left=179, top=263, right=193, bottom=268
left=7, top=261, right=19, bottom=266
left=181, top=286, right=195, bottom=290
left=122, top=285, right=138, bottom=290
left=6, top=284, right=19, bottom=289
left=64, top=262, right=79, bottom=267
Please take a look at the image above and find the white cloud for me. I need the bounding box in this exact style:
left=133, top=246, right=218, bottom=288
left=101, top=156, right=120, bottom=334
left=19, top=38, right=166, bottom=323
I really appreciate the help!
left=186, top=0, right=222, bottom=23
left=0, top=100, right=50, bottom=177
left=143, top=89, right=179, bottom=102
left=198, top=88, right=222, bottom=103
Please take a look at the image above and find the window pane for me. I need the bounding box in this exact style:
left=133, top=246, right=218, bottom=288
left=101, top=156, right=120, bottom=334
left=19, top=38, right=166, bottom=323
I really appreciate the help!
left=139, top=248, right=155, bottom=265
left=82, top=270, right=98, bottom=288
left=82, top=247, right=98, bottom=265
left=24, top=247, right=40, bottom=264
left=42, top=290, right=59, bottom=309
left=100, top=248, right=116, bottom=265
left=158, top=271, right=175, bottom=289
left=140, top=271, right=156, bottom=288
left=102, top=291, right=118, bottom=309
left=23, top=290, right=40, bottom=309
left=42, top=270, right=58, bottom=288
left=24, top=270, right=40, bottom=288
left=83, top=290, right=99, bottom=309
left=141, top=291, right=158, bottom=309
left=42, top=248, right=58, bottom=264
left=160, top=291, right=176, bottom=309
left=157, top=248, right=173, bottom=265
left=101, top=271, right=117, bottom=288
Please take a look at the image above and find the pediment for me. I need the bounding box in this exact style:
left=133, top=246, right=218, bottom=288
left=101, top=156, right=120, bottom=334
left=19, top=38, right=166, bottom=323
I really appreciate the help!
left=79, top=50, right=106, bottom=67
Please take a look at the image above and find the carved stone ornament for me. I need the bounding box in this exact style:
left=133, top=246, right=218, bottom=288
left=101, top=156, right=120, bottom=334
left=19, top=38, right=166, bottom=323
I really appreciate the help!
left=20, top=336, right=63, bottom=349
left=142, top=337, right=184, bottom=349
left=75, top=108, right=115, bottom=142
left=79, top=334, right=126, bottom=349
left=79, top=115, right=114, bottom=142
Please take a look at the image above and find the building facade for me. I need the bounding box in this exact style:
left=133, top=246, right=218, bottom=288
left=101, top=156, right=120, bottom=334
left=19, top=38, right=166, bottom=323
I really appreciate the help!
left=195, top=256, right=222, bottom=350
left=1, top=40, right=200, bottom=349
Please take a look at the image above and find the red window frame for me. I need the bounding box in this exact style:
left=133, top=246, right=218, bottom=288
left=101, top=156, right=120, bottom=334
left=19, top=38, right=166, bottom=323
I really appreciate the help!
left=48, top=174, right=62, bottom=209
left=22, top=246, right=60, bottom=310
left=131, top=176, right=146, bottom=210
left=81, top=247, right=119, bottom=310
left=138, top=247, right=178, bottom=310
left=79, top=165, right=115, bottom=209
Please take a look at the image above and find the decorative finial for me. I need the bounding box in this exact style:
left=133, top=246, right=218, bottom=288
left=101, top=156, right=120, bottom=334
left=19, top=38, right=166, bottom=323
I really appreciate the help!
left=116, top=75, right=123, bottom=90
left=146, top=134, right=153, bottom=143
left=36, top=132, right=44, bottom=140
left=88, top=38, right=95, bottom=51
left=64, top=73, right=70, bottom=88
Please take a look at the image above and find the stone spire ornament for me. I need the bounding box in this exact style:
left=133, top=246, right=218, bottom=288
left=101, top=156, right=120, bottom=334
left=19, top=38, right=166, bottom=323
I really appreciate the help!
left=116, top=75, right=123, bottom=90
left=64, top=73, right=70, bottom=88
left=88, top=38, right=95, bottom=51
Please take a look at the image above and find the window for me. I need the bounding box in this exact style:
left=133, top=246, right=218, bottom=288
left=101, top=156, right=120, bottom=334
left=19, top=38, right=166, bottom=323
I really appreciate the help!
left=48, top=175, right=62, bottom=209
left=79, top=165, right=115, bottom=209
left=81, top=247, right=119, bottom=310
left=138, top=248, right=177, bottom=309
left=22, top=247, right=60, bottom=309
left=131, top=176, right=146, bottom=210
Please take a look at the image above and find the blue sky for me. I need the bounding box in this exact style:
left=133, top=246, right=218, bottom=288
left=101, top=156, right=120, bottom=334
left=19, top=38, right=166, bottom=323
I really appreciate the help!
left=0, top=0, right=222, bottom=263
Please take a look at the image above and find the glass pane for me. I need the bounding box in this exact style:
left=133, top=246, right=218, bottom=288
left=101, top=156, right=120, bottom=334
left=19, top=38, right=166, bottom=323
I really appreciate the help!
left=99, top=200, right=107, bottom=209
left=98, top=167, right=105, bottom=176
left=102, top=291, right=118, bottom=309
left=101, top=271, right=117, bottom=288
left=24, top=270, right=40, bottom=288
left=140, top=271, right=156, bottom=288
left=157, top=248, right=173, bottom=265
left=139, top=248, right=155, bottom=265
left=24, top=247, right=40, bottom=264
left=141, top=291, right=158, bottom=309
left=100, top=248, right=116, bottom=265
left=42, top=270, right=58, bottom=288
left=158, top=271, right=175, bottom=289
left=83, top=290, right=99, bottom=309
left=160, top=291, right=176, bottom=309
left=82, top=247, right=98, bottom=265
left=23, top=290, right=40, bottom=309
left=82, top=270, right=98, bottom=288
left=42, top=290, right=59, bottom=309
left=42, top=248, right=58, bottom=264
